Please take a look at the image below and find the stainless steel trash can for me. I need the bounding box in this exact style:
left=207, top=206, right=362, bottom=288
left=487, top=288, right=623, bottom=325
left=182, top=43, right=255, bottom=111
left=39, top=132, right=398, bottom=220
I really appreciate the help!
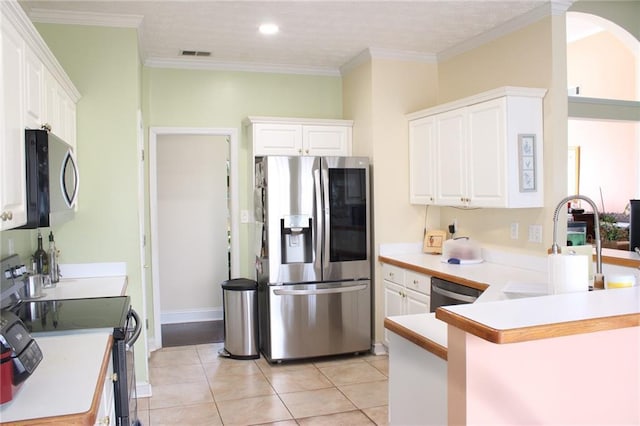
left=219, top=278, right=259, bottom=359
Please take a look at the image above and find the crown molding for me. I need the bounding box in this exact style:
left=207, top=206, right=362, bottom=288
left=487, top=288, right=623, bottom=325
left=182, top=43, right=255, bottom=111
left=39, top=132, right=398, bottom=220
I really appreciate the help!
left=438, top=1, right=575, bottom=62
left=28, top=8, right=143, bottom=28
left=340, top=47, right=437, bottom=75
left=144, top=57, right=341, bottom=77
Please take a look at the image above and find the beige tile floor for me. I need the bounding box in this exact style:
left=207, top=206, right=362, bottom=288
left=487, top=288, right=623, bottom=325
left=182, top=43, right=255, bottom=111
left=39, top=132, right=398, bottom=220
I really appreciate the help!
left=138, top=342, right=389, bottom=426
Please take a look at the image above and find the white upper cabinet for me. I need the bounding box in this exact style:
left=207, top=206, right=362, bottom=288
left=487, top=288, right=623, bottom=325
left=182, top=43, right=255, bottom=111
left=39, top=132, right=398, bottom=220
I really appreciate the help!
left=408, top=116, right=436, bottom=204
left=1, top=13, right=27, bottom=230
left=43, top=69, right=77, bottom=149
left=408, top=87, right=546, bottom=208
left=247, top=117, right=353, bottom=157
left=0, top=0, right=80, bottom=230
left=24, top=44, right=44, bottom=131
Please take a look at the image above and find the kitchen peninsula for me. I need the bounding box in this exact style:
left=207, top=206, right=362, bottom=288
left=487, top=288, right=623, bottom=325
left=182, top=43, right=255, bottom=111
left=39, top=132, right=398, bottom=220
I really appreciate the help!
left=381, top=244, right=640, bottom=425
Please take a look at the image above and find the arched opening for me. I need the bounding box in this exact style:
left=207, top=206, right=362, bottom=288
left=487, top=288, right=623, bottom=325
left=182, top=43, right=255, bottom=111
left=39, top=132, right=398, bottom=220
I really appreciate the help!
left=566, top=11, right=639, bottom=250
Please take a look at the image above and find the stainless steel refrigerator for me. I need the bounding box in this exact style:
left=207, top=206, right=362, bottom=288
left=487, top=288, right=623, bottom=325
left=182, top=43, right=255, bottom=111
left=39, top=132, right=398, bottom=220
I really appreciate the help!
left=255, top=156, right=371, bottom=362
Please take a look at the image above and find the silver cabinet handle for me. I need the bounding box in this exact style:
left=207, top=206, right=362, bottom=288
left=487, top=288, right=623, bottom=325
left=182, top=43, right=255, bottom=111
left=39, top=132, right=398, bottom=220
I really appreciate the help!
left=274, top=284, right=367, bottom=296
left=0, top=211, right=12, bottom=221
left=431, top=284, right=477, bottom=303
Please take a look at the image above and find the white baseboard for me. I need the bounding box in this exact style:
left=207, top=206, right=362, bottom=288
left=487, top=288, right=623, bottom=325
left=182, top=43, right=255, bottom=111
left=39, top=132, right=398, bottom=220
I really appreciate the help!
left=147, top=337, right=159, bottom=353
left=372, top=342, right=388, bottom=355
left=136, top=381, right=152, bottom=398
left=161, top=307, right=223, bottom=324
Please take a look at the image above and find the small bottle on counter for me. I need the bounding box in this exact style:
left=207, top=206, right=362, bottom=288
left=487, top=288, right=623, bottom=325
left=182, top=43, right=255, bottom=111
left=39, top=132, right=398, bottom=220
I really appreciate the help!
left=48, top=231, right=59, bottom=284
left=33, top=231, right=49, bottom=275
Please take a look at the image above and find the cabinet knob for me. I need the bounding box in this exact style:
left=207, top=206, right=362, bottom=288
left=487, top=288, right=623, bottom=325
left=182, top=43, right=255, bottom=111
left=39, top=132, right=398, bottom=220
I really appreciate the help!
left=0, top=211, right=12, bottom=221
left=298, top=149, right=303, bottom=154
left=460, top=197, right=464, bottom=202
left=41, top=123, right=52, bottom=132
left=305, top=149, right=309, bottom=154
left=111, top=372, right=118, bottom=382
left=413, top=280, right=419, bottom=285
left=98, top=416, right=110, bottom=425
left=389, top=272, right=394, bottom=277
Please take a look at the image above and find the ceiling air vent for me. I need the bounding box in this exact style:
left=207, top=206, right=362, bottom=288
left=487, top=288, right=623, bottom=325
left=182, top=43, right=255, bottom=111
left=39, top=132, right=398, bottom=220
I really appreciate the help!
left=180, top=50, right=211, bottom=57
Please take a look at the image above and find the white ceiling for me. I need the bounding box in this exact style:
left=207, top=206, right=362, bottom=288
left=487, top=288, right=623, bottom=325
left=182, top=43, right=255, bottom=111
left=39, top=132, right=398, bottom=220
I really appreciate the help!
left=19, top=0, right=575, bottom=75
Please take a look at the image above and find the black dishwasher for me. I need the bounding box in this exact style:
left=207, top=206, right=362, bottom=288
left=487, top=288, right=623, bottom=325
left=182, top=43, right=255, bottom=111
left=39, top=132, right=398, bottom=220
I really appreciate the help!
left=430, top=277, right=483, bottom=312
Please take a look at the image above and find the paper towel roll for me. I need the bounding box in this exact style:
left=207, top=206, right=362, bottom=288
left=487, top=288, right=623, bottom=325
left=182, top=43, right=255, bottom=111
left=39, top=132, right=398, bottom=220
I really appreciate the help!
left=561, top=245, right=594, bottom=286
left=548, top=254, right=589, bottom=294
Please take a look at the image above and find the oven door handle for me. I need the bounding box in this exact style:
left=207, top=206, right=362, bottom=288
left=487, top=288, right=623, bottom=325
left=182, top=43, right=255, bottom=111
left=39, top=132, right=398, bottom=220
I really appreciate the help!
left=274, top=284, right=367, bottom=296
left=126, top=308, right=142, bottom=349
left=431, top=284, right=477, bottom=304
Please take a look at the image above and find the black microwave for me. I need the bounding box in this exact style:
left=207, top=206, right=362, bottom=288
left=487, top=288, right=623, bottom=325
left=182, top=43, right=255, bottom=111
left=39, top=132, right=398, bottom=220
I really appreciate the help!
left=19, top=129, right=79, bottom=229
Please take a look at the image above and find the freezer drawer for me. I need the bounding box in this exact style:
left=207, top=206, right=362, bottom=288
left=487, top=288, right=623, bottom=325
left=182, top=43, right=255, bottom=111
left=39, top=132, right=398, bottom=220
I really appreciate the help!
left=260, top=280, right=371, bottom=362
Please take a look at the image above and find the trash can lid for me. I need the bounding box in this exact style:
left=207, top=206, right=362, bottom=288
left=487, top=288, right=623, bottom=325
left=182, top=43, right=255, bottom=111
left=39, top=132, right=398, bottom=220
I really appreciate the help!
left=221, top=278, right=257, bottom=291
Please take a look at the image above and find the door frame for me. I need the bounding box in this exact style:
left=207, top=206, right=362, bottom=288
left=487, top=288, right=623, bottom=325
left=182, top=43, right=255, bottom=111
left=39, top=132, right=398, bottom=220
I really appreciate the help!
left=148, top=126, right=239, bottom=350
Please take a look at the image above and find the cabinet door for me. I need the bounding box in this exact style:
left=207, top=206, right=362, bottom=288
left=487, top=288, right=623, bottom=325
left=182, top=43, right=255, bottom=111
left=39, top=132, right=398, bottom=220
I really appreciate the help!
left=383, top=280, right=405, bottom=345
left=405, top=288, right=430, bottom=315
left=24, top=45, right=43, bottom=130
left=0, top=19, right=27, bottom=230
left=95, top=356, right=115, bottom=426
left=467, top=98, right=507, bottom=207
left=409, top=116, right=436, bottom=204
left=303, top=125, right=350, bottom=156
left=252, top=123, right=302, bottom=156
left=435, top=109, right=467, bottom=206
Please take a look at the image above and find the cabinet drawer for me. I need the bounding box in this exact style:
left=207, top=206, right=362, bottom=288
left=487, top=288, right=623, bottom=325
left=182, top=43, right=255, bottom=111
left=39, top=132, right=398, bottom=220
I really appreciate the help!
left=405, top=270, right=431, bottom=295
left=382, top=264, right=405, bottom=285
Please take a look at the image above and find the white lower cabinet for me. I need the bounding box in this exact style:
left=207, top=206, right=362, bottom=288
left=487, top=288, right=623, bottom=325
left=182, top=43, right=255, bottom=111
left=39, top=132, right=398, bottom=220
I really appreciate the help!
left=388, top=330, right=447, bottom=425
left=382, top=264, right=431, bottom=346
left=95, top=356, right=116, bottom=426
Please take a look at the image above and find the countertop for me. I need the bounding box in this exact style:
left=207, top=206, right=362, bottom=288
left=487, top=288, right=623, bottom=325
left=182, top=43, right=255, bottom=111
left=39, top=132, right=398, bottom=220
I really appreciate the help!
left=0, top=272, right=127, bottom=424
left=30, top=276, right=128, bottom=301
left=381, top=245, right=640, bottom=352
left=0, top=331, right=113, bottom=424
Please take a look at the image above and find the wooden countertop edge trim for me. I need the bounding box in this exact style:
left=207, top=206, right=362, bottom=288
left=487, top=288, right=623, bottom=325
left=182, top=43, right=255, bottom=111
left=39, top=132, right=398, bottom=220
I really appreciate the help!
left=384, top=317, right=448, bottom=360
left=2, top=336, right=114, bottom=426
left=378, top=256, right=489, bottom=291
left=435, top=308, right=640, bottom=344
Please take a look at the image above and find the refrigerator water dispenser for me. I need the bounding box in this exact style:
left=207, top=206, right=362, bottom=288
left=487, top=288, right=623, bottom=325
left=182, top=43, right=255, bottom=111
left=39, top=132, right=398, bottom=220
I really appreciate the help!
left=281, top=215, right=313, bottom=264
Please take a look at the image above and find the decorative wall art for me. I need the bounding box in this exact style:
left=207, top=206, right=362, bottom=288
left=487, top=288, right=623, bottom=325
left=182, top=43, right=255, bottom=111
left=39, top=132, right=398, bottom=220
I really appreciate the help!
left=518, top=134, right=537, bottom=192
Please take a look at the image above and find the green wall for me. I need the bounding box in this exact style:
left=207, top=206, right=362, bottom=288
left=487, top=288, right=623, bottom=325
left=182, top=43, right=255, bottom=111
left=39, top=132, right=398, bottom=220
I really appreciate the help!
left=143, top=67, right=343, bottom=280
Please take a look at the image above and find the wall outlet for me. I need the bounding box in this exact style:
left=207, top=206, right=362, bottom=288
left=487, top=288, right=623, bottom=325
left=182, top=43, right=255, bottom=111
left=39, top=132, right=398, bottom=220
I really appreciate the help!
left=448, top=219, right=457, bottom=235
left=510, top=223, right=519, bottom=240
left=240, top=209, right=249, bottom=223
left=528, top=224, right=543, bottom=243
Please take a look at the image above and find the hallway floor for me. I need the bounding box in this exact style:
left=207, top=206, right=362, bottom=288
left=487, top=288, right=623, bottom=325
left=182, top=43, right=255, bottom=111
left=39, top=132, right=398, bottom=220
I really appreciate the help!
left=138, top=342, right=389, bottom=425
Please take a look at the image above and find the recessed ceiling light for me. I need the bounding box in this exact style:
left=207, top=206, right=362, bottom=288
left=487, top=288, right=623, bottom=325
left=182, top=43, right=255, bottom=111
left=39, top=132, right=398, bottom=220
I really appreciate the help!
left=259, top=23, right=279, bottom=35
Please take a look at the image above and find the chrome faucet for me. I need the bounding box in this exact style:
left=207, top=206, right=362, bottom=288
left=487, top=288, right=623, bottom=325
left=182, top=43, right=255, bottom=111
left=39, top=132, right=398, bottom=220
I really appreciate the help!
left=551, top=195, right=604, bottom=289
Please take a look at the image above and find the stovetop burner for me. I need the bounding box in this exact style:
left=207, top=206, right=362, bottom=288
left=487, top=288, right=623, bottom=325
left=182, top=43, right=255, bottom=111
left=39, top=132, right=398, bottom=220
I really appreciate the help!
left=8, top=296, right=130, bottom=334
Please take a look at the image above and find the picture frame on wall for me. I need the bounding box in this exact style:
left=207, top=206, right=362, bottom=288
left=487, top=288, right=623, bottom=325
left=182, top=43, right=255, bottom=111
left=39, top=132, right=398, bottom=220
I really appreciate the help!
left=518, top=134, right=536, bottom=192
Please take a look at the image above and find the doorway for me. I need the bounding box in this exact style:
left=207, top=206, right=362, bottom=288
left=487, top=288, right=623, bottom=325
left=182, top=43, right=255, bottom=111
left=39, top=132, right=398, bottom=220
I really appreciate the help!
left=149, top=127, right=239, bottom=350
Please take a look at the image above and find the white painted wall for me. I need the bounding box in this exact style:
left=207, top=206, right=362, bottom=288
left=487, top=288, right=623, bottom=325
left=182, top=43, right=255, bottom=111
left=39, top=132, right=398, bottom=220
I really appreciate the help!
left=156, top=134, right=229, bottom=322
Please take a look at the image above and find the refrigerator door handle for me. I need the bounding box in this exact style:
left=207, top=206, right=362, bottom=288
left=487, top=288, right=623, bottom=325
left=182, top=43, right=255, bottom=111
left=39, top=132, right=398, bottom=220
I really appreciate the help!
left=313, top=166, right=323, bottom=272
left=274, top=284, right=367, bottom=296
left=321, top=162, right=330, bottom=270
